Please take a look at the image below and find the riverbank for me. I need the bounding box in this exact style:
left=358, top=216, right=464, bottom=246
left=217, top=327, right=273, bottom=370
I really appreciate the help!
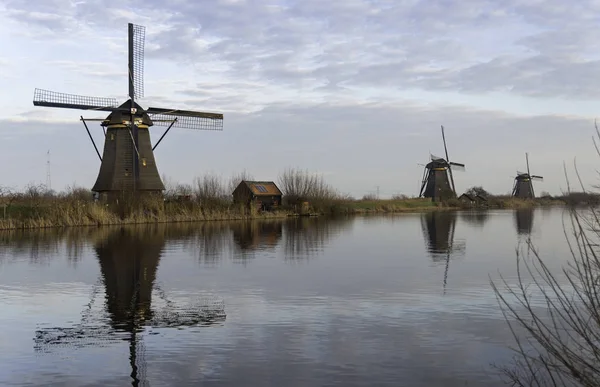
left=0, top=200, right=291, bottom=230
left=0, top=195, right=567, bottom=230
left=319, top=196, right=565, bottom=215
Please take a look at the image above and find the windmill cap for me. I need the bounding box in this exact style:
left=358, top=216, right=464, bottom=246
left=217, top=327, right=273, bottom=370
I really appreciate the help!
left=101, top=100, right=153, bottom=127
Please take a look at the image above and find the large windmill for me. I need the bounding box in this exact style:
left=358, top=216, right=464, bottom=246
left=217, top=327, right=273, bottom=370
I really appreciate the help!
left=419, top=126, right=465, bottom=202
left=33, top=226, right=226, bottom=385
left=32, top=23, right=223, bottom=200
left=512, top=153, right=543, bottom=199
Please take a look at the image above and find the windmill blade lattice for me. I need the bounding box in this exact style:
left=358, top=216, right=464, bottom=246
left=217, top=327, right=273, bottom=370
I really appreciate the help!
left=33, top=89, right=121, bottom=112
left=131, top=23, right=145, bottom=99
left=147, top=108, right=224, bottom=131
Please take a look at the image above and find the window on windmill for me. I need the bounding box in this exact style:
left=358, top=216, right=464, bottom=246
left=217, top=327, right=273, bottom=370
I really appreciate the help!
left=141, top=158, right=147, bottom=167
left=110, top=133, right=115, bottom=141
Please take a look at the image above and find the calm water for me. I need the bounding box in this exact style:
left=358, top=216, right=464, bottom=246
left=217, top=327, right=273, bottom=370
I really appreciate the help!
left=0, top=208, right=573, bottom=386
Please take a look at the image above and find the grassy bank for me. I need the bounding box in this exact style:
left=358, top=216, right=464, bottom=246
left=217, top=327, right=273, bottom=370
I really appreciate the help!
left=313, top=196, right=564, bottom=215
left=0, top=195, right=560, bottom=231
left=0, top=197, right=291, bottom=230
left=0, top=168, right=585, bottom=230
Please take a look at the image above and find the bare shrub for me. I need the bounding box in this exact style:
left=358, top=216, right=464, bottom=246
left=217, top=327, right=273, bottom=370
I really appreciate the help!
left=361, top=193, right=377, bottom=201
left=162, top=174, right=178, bottom=200
left=391, top=194, right=409, bottom=200
left=278, top=167, right=339, bottom=203
left=492, top=126, right=600, bottom=386
left=492, top=207, right=600, bottom=387
left=62, top=185, right=93, bottom=201
left=193, top=173, right=228, bottom=206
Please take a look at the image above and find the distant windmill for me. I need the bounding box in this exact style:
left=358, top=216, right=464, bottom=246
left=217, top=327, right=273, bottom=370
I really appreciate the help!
left=512, top=153, right=543, bottom=199
left=32, top=23, right=223, bottom=201
left=419, top=126, right=465, bottom=201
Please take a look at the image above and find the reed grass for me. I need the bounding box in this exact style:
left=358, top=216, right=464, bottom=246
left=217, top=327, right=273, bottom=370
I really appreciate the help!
left=0, top=168, right=579, bottom=231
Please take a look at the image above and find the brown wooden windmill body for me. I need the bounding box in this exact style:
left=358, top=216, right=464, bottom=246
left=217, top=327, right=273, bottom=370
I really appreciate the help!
left=419, top=126, right=465, bottom=202
left=512, top=153, right=543, bottom=199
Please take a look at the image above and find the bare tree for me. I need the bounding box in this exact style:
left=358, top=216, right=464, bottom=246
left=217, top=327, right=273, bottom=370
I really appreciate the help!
left=228, top=169, right=254, bottom=195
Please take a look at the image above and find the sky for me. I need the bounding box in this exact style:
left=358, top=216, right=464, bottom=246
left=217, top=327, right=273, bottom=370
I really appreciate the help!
left=1, top=0, right=600, bottom=198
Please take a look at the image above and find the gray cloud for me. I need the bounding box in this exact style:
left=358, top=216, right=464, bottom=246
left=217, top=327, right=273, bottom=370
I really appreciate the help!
left=6, top=0, right=600, bottom=101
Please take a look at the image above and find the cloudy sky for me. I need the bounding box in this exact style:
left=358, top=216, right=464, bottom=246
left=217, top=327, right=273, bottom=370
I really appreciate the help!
left=1, top=0, right=599, bottom=198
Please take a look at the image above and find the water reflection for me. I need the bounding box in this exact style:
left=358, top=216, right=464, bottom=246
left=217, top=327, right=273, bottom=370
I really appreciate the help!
left=32, top=225, right=226, bottom=386
left=232, top=220, right=283, bottom=251
left=459, top=210, right=490, bottom=227
left=283, top=217, right=354, bottom=260
left=421, top=212, right=466, bottom=293
left=514, top=208, right=535, bottom=236
left=0, top=217, right=354, bottom=269
left=178, top=221, right=234, bottom=266
left=0, top=210, right=575, bottom=386
left=0, top=228, right=89, bottom=265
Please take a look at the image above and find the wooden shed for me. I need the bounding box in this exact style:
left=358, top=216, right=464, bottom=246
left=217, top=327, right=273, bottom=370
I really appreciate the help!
left=232, top=180, right=283, bottom=211
left=459, top=193, right=488, bottom=207
left=458, top=193, right=475, bottom=205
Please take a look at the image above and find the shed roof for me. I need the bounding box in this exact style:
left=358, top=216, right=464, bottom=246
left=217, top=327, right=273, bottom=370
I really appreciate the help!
left=459, top=193, right=475, bottom=201
left=240, top=181, right=282, bottom=196
left=475, top=194, right=488, bottom=201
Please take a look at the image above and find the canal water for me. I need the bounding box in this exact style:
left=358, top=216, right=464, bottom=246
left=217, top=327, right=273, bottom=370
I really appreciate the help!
left=0, top=208, right=573, bottom=386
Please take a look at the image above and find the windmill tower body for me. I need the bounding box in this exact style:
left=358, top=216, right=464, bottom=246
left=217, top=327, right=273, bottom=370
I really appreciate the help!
left=422, top=160, right=455, bottom=200
left=92, top=102, right=164, bottom=193
left=512, top=174, right=534, bottom=198
left=512, top=153, right=542, bottom=199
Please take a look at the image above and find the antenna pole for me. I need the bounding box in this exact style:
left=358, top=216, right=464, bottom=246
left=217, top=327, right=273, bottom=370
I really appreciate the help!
left=46, top=150, right=51, bottom=191
left=441, top=125, right=457, bottom=195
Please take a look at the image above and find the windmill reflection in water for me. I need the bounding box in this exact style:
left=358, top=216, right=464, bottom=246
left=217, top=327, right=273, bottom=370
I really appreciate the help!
left=32, top=225, right=226, bottom=386
left=421, top=211, right=466, bottom=294
left=514, top=207, right=535, bottom=237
